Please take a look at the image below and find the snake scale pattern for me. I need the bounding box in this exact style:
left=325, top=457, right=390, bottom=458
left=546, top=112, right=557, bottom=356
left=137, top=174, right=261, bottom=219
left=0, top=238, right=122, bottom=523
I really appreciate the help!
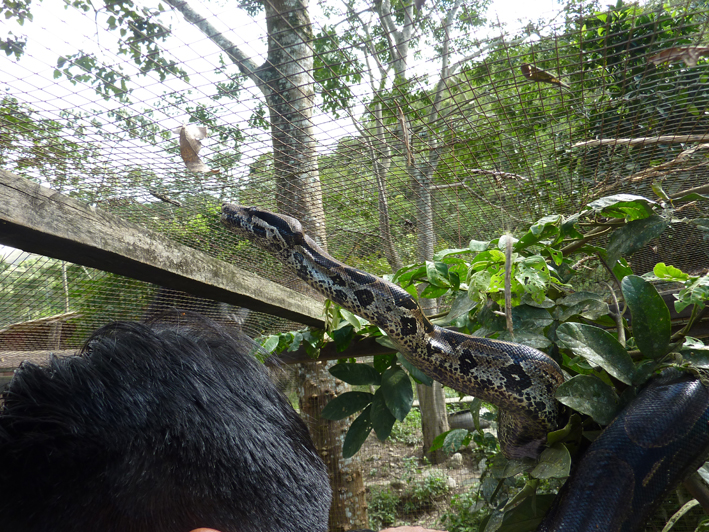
left=221, top=204, right=709, bottom=531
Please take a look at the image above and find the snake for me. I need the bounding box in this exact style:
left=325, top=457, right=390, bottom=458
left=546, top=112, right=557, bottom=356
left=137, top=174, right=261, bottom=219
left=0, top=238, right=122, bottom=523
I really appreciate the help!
left=220, top=204, right=709, bottom=531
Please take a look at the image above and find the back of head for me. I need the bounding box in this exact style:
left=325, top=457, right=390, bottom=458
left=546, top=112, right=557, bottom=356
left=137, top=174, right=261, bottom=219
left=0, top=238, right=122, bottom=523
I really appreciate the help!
left=0, top=313, right=331, bottom=532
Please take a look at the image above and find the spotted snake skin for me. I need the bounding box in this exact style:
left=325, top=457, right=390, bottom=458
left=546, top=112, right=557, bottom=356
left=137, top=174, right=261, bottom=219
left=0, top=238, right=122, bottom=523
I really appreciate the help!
left=221, top=204, right=564, bottom=459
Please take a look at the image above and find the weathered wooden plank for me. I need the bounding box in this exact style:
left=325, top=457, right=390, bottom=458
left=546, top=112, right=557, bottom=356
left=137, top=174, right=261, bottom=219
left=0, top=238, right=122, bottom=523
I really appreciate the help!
left=0, top=169, right=325, bottom=327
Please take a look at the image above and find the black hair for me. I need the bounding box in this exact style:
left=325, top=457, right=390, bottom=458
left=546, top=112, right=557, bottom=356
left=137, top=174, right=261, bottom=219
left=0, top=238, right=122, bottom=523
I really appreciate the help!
left=0, top=313, right=331, bottom=532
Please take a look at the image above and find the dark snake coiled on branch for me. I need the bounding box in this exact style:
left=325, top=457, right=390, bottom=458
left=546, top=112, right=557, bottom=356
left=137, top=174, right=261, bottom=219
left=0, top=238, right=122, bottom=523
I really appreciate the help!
left=221, top=204, right=709, bottom=531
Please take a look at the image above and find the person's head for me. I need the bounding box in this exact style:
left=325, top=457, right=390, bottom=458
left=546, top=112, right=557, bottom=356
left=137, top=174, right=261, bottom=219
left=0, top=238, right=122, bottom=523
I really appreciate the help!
left=0, top=313, right=331, bottom=532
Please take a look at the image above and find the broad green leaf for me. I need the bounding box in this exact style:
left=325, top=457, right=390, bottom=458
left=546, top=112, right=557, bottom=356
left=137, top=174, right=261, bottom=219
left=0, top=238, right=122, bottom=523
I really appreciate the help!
left=653, top=262, right=690, bottom=282
left=622, top=275, right=671, bottom=359
left=392, top=264, right=426, bottom=285
left=556, top=292, right=609, bottom=321
left=381, top=366, right=413, bottom=421
left=329, top=363, right=382, bottom=385
left=556, top=323, right=635, bottom=385
left=497, top=330, right=552, bottom=349
left=606, top=215, right=669, bottom=266
left=441, top=428, right=470, bottom=454
left=586, top=194, right=655, bottom=220
left=651, top=180, right=670, bottom=202
left=261, top=335, right=280, bottom=353
left=342, top=405, right=373, bottom=458
left=372, top=353, right=396, bottom=373
left=339, top=308, right=367, bottom=330
left=426, top=260, right=451, bottom=288
left=680, top=339, right=709, bottom=368
left=555, top=375, right=620, bottom=425
left=375, top=334, right=398, bottom=350
left=331, top=324, right=355, bottom=352
left=613, top=258, right=633, bottom=280
left=515, top=256, right=550, bottom=302
left=515, top=215, right=561, bottom=250
left=498, top=494, right=556, bottom=532
left=321, top=391, right=374, bottom=421
left=675, top=274, right=709, bottom=313
left=675, top=192, right=709, bottom=202
left=370, top=389, right=396, bottom=441
left=421, top=284, right=450, bottom=299
left=511, top=305, right=554, bottom=331
left=432, top=291, right=477, bottom=325
left=490, top=454, right=534, bottom=479
left=469, top=239, right=490, bottom=251
left=468, top=269, right=492, bottom=295
left=433, top=247, right=470, bottom=260
left=397, top=353, right=433, bottom=386
left=530, top=443, right=571, bottom=479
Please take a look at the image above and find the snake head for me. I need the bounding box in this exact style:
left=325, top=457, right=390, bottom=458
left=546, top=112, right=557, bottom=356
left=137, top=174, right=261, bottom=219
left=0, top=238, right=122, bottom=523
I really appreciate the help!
left=221, top=204, right=305, bottom=251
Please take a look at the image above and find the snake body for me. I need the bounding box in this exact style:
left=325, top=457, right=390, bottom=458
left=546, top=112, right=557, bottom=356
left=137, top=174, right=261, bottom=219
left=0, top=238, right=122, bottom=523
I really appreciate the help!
left=220, top=204, right=709, bottom=530
left=221, top=204, right=562, bottom=459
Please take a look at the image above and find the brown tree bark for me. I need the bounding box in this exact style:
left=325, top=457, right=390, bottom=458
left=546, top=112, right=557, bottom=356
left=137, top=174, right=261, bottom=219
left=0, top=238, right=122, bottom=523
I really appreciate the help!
left=298, top=361, right=368, bottom=532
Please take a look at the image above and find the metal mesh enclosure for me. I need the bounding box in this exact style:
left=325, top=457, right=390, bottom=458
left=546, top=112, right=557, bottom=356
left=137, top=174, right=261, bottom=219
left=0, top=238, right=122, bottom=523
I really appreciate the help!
left=2, top=0, right=709, bottom=530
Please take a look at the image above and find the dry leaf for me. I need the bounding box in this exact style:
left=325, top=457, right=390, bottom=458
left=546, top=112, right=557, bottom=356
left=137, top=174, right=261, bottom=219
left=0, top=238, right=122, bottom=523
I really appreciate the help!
left=648, top=46, right=709, bottom=67
left=520, top=63, right=570, bottom=89
left=173, top=123, right=211, bottom=173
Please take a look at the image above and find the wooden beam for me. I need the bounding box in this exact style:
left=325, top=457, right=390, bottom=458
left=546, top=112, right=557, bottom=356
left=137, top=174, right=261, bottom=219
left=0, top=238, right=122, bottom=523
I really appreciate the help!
left=0, top=169, right=325, bottom=327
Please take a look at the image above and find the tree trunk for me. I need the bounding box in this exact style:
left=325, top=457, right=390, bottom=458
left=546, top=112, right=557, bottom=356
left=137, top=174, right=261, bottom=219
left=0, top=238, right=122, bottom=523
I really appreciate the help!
left=417, top=381, right=450, bottom=464
left=298, top=361, right=368, bottom=532
left=261, top=0, right=327, bottom=246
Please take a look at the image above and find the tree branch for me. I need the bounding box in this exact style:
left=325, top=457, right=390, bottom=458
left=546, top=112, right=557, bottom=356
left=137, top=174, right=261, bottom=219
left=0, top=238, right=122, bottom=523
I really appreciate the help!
left=573, top=134, right=709, bottom=148
left=164, top=0, right=262, bottom=87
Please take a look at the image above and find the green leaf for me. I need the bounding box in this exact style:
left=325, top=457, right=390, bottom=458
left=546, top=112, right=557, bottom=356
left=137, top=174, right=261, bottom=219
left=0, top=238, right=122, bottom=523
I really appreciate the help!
left=653, top=262, right=690, bottom=282
left=370, top=389, right=396, bottom=441
left=511, top=305, right=553, bottom=331
left=426, top=260, right=451, bottom=288
left=321, top=391, right=374, bottom=421
left=556, top=323, right=635, bottom=385
left=432, top=291, right=477, bottom=325
left=372, top=353, right=396, bottom=373
left=556, top=292, right=609, bottom=321
left=433, top=247, right=470, bottom=260
left=606, top=215, right=669, bottom=266
left=397, top=353, right=433, bottom=386
left=622, top=275, right=671, bottom=359
left=380, top=366, right=413, bottom=421
left=490, top=453, right=534, bottom=479
left=498, top=494, right=556, bottom=532
left=469, top=239, right=490, bottom=251
left=612, top=258, right=633, bottom=280
left=498, top=330, right=552, bottom=349
left=331, top=324, right=355, bottom=352
left=342, top=405, right=373, bottom=458
left=329, top=363, right=382, bottom=385
left=586, top=194, right=655, bottom=220
left=555, top=375, right=620, bottom=425
left=530, top=443, right=571, bottom=479
left=261, top=335, right=280, bottom=353
left=421, top=284, right=450, bottom=299
left=679, top=337, right=709, bottom=368
left=429, top=428, right=470, bottom=454
left=675, top=274, right=709, bottom=313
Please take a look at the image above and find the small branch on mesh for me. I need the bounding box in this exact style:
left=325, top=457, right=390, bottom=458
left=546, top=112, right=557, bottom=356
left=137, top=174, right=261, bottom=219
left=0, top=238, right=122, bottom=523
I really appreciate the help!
left=431, top=181, right=529, bottom=223
left=504, top=235, right=514, bottom=336
left=625, top=146, right=709, bottom=183
left=571, top=254, right=598, bottom=271
left=602, top=281, right=625, bottom=347
left=573, top=134, right=709, bottom=148
left=561, top=226, right=612, bottom=257
left=149, top=190, right=183, bottom=207
left=671, top=182, right=709, bottom=199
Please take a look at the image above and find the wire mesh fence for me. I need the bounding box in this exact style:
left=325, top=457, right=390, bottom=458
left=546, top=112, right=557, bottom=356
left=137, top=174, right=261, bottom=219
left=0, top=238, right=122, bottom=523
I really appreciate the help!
left=2, top=0, right=709, bottom=530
